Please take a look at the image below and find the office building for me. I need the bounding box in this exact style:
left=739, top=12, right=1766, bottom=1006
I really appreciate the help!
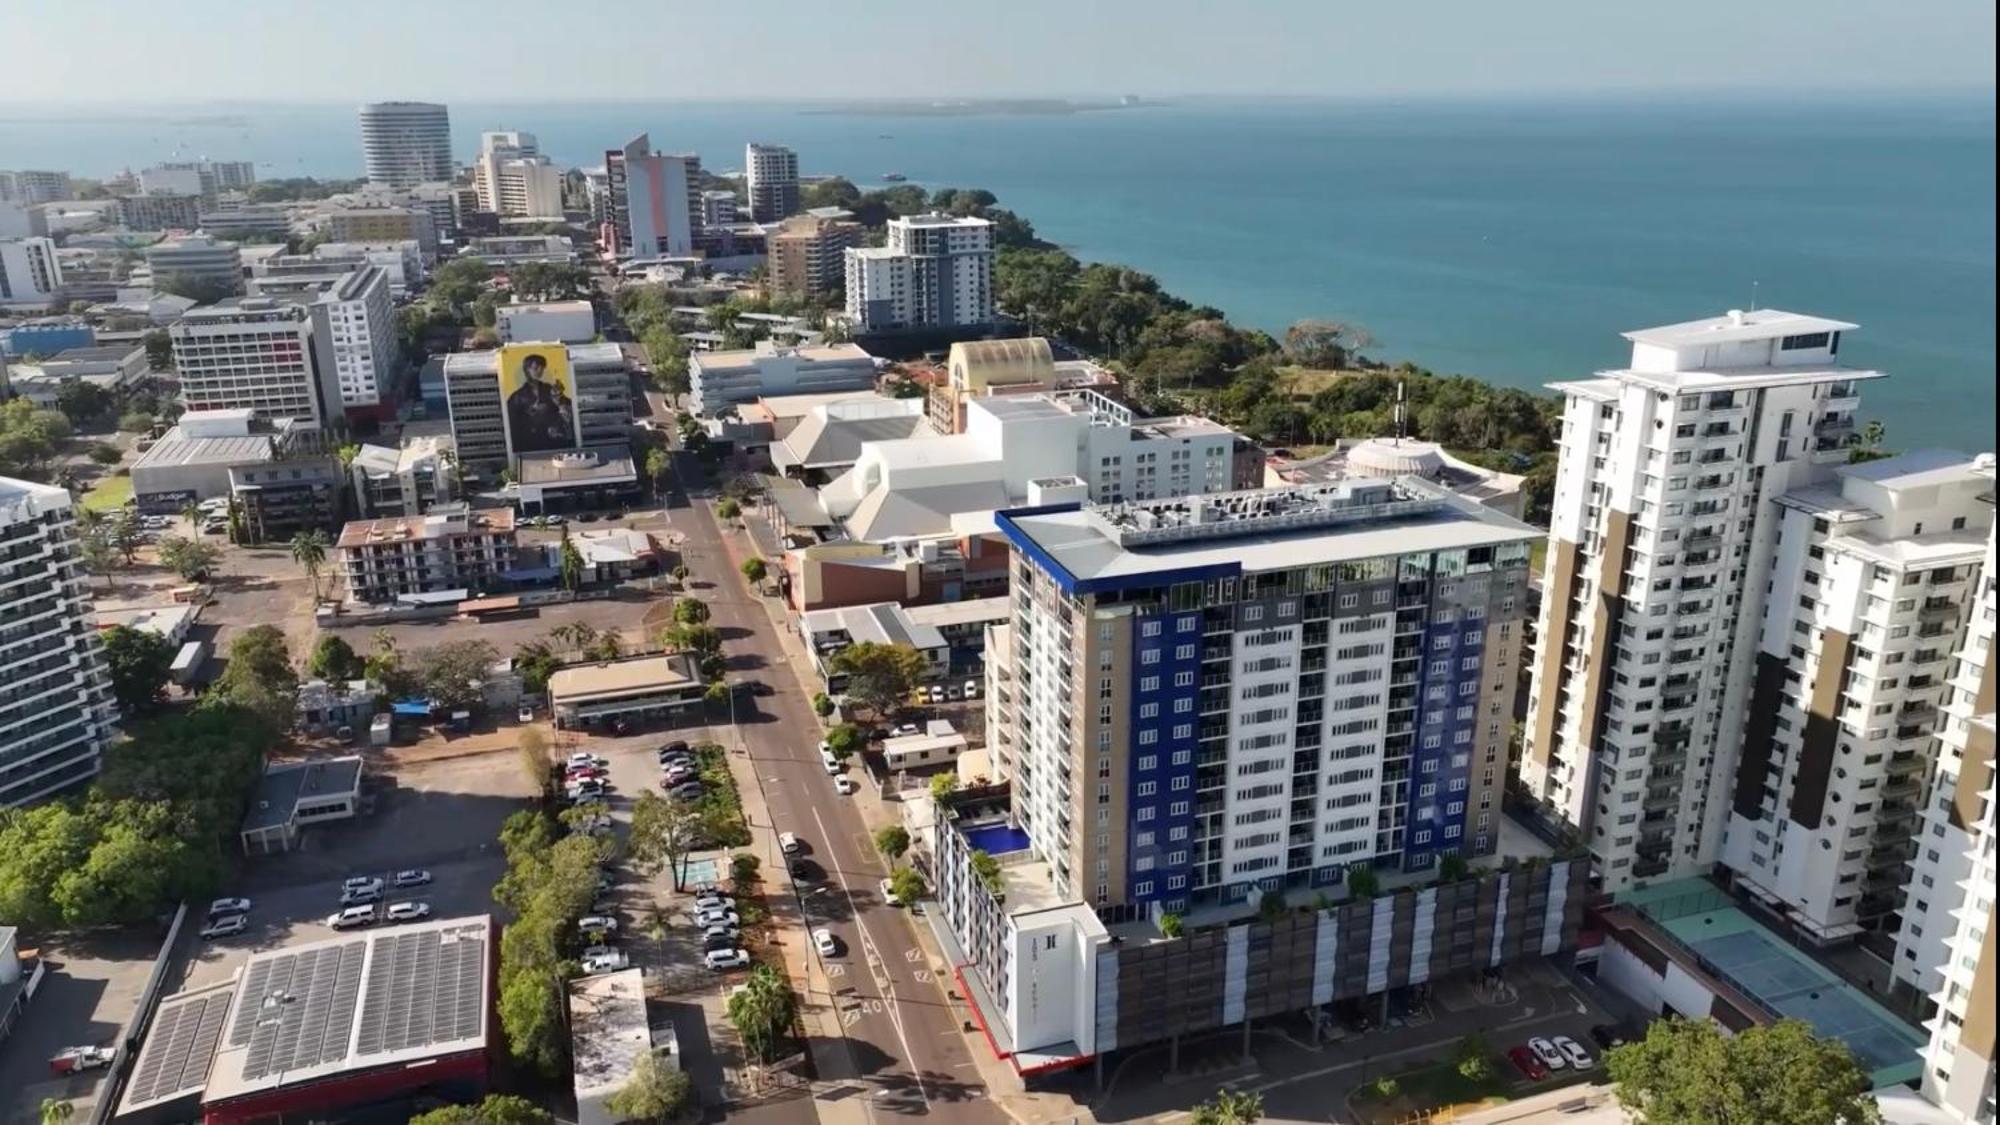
left=358, top=101, right=453, bottom=190
left=601, top=133, right=699, bottom=259
left=0, top=477, right=119, bottom=808
left=116, top=193, right=202, bottom=232
left=496, top=300, right=595, bottom=344
left=1520, top=309, right=1881, bottom=893
left=688, top=341, right=878, bottom=415
left=462, top=234, right=575, bottom=265
left=336, top=504, right=517, bottom=603
left=745, top=143, right=800, bottom=221
left=305, top=266, right=399, bottom=416
left=988, top=480, right=1538, bottom=921
left=0, top=237, right=63, bottom=305
left=171, top=298, right=333, bottom=427
left=137, top=165, right=208, bottom=201
left=145, top=233, right=245, bottom=299
left=251, top=241, right=426, bottom=299
left=767, top=214, right=861, bottom=300
left=349, top=427, right=458, bottom=518
left=0, top=170, right=72, bottom=205
left=195, top=202, right=296, bottom=237
left=845, top=213, right=994, bottom=332
left=699, top=190, right=738, bottom=229
left=321, top=205, right=436, bottom=250
left=129, top=409, right=317, bottom=511
left=1715, top=451, right=1993, bottom=946
left=442, top=342, right=631, bottom=470
left=474, top=131, right=563, bottom=218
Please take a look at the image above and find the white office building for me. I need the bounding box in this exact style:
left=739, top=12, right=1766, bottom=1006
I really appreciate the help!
left=1716, top=451, right=1993, bottom=945
left=0, top=170, right=72, bottom=205
left=0, top=237, right=63, bottom=306
left=171, top=298, right=332, bottom=427
left=1521, top=309, right=1882, bottom=893
left=0, top=477, right=119, bottom=808
left=844, top=213, right=994, bottom=332
left=307, top=266, right=399, bottom=415
left=474, top=131, right=563, bottom=218
left=145, top=234, right=245, bottom=299
left=496, top=300, right=596, bottom=344
left=687, top=341, right=878, bottom=415
left=745, top=143, right=800, bottom=221
left=358, top=101, right=453, bottom=190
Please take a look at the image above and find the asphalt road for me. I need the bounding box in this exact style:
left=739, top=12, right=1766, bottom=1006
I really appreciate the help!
left=662, top=453, right=1004, bottom=1125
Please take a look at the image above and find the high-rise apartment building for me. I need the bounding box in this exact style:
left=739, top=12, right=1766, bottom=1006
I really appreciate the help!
left=306, top=266, right=399, bottom=418
left=0, top=170, right=73, bottom=205
left=0, top=237, right=64, bottom=305
left=473, top=131, right=562, bottom=218
left=116, top=193, right=202, bottom=232
left=845, top=213, right=994, bottom=332
left=1716, top=451, right=1993, bottom=944
left=745, top=143, right=800, bottom=221
left=1521, top=309, right=1879, bottom=893
left=0, top=476, right=119, bottom=808
left=358, top=102, right=453, bottom=190
left=988, top=480, right=1538, bottom=920
left=766, top=214, right=861, bottom=299
left=171, top=298, right=333, bottom=428
left=601, top=134, right=698, bottom=259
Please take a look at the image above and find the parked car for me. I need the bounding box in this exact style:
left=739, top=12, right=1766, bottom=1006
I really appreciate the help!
left=207, top=897, right=252, bottom=918
left=386, top=902, right=432, bottom=923
left=1552, top=1035, right=1594, bottom=1069
left=391, top=869, right=432, bottom=888
left=1527, top=1037, right=1567, bottom=1071
left=779, top=832, right=801, bottom=854
left=328, top=905, right=378, bottom=930
left=666, top=781, right=703, bottom=800
left=519, top=706, right=536, bottom=723
left=662, top=766, right=696, bottom=784
left=199, top=915, right=248, bottom=940
left=693, top=907, right=740, bottom=928
left=657, top=741, right=690, bottom=759
left=834, top=776, right=855, bottom=795
left=578, top=915, right=620, bottom=934
left=879, top=878, right=901, bottom=906
left=692, top=889, right=732, bottom=906
left=342, top=875, right=379, bottom=891
left=820, top=749, right=840, bottom=775
left=963, top=679, right=981, bottom=699
left=705, top=948, right=750, bottom=970
left=581, top=949, right=629, bottom=973
left=340, top=880, right=383, bottom=906
left=893, top=723, right=920, bottom=737
left=702, top=923, right=740, bottom=944
left=567, top=752, right=606, bottom=769
left=1507, top=1046, right=1549, bottom=1081
left=813, top=928, right=840, bottom=956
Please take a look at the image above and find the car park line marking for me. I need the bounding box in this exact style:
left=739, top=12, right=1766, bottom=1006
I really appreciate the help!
left=812, top=805, right=930, bottom=1110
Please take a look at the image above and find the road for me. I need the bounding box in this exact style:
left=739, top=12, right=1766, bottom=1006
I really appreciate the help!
left=661, top=451, right=1004, bottom=1124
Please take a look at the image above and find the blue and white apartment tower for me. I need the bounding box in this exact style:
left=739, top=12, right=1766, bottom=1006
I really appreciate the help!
left=987, top=478, right=1539, bottom=923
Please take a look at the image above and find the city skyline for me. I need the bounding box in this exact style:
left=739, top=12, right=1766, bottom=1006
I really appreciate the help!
left=4, top=0, right=1993, bottom=103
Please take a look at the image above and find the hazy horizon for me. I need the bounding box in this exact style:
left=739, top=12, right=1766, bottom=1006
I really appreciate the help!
left=7, top=0, right=1993, bottom=103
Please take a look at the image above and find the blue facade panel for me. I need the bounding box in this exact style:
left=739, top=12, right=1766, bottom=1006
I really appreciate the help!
left=1402, top=612, right=1479, bottom=870
left=1124, top=610, right=1203, bottom=907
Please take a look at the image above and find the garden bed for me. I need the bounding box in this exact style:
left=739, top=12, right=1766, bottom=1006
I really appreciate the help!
left=695, top=742, right=751, bottom=847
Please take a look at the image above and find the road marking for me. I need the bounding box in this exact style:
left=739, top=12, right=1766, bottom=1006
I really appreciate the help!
left=912, top=970, right=932, bottom=984
left=812, top=805, right=931, bottom=1110
left=904, top=948, right=921, bottom=962
left=825, top=963, right=845, bottom=977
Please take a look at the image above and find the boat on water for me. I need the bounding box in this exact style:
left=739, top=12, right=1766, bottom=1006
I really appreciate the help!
left=881, top=172, right=907, bottom=182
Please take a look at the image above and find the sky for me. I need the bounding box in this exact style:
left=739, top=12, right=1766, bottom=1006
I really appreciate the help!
left=6, top=0, right=1994, bottom=103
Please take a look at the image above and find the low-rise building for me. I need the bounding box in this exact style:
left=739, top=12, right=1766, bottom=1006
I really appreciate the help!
left=548, top=653, right=706, bottom=730
left=688, top=341, right=878, bottom=416
left=464, top=234, right=576, bottom=265
left=769, top=396, right=933, bottom=481
left=0, top=237, right=64, bottom=307
left=496, top=299, right=595, bottom=344
left=569, top=968, right=679, bottom=1125
left=801, top=602, right=951, bottom=690
left=1, top=317, right=92, bottom=357
left=128, top=408, right=321, bottom=512
left=94, top=602, right=200, bottom=646
left=228, top=457, right=344, bottom=544
left=335, top=504, right=518, bottom=605
left=321, top=205, right=436, bottom=250
left=238, top=755, right=364, bottom=854
left=296, top=678, right=379, bottom=733
left=195, top=202, right=297, bottom=237
left=515, top=445, right=640, bottom=513
left=349, top=427, right=458, bottom=518
left=786, top=534, right=1014, bottom=612
left=144, top=233, right=245, bottom=299
left=2, top=342, right=148, bottom=404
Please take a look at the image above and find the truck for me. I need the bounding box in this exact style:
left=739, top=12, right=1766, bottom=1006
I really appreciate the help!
left=170, top=640, right=209, bottom=686
left=49, top=1045, right=115, bottom=1076
left=369, top=713, right=393, bottom=747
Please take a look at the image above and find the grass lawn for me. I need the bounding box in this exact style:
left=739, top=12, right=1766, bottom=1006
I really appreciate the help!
left=1277, top=364, right=1370, bottom=395
left=81, top=474, right=133, bottom=513
left=1349, top=1057, right=1519, bottom=1125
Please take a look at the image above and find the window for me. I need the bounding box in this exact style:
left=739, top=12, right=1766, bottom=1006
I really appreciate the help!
left=1781, top=332, right=1831, bottom=351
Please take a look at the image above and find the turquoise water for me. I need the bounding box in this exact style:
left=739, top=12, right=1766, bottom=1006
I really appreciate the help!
left=4, top=96, right=1991, bottom=451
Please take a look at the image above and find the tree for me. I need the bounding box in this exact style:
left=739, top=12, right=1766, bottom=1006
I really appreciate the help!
left=727, top=964, right=800, bottom=1064
left=102, top=625, right=174, bottom=713
left=496, top=967, right=566, bottom=1075
left=811, top=692, right=834, bottom=718
left=408, top=1095, right=553, bottom=1125
left=715, top=497, right=741, bottom=522
left=672, top=598, right=711, bottom=626
left=889, top=865, right=924, bottom=906
left=874, top=825, right=910, bottom=861
left=1190, top=1089, right=1263, bottom=1125
left=1437, top=852, right=1470, bottom=881
left=645, top=447, right=672, bottom=494
left=605, top=1050, right=696, bottom=1123
left=289, top=529, right=329, bottom=601
left=1257, top=889, right=1289, bottom=919
left=1607, top=1018, right=1881, bottom=1125
left=58, top=381, right=117, bottom=426
left=827, top=642, right=927, bottom=717
left=970, top=849, right=1004, bottom=896
left=40, top=1098, right=74, bottom=1125
left=1281, top=319, right=1375, bottom=370
left=659, top=623, right=722, bottom=660
left=143, top=329, right=173, bottom=371
left=584, top=632, right=624, bottom=662
left=156, top=535, right=222, bottom=581
left=1159, top=912, right=1187, bottom=939
left=308, top=635, right=364, bottom=682
left=825, top=723, right=866, bottom=761
left=928, top=773, right=960, bottom=801
left=730, top=852, right=760, bottom=890
left=628, top=790, right=715, bottom=891
left=517, top=726, right=551, bottom=794
left=1346, top=863, right=1380, bottom=899
left=86, top=442, right=123, bottom=467
left=1455, top=1033, right=1494, bottom=1082
left=559, top=535, right=585, bottom=592
left=207, top=625, right=298, bottom=728
left=412, top=640, right=503, bottom=710
left=514, top=639, right=561, bottom=695
left=108, top=510, right=145, bottom=565
left=118, top=410, right=156, bottom=434
left=740, top=557, right=767, bottom=586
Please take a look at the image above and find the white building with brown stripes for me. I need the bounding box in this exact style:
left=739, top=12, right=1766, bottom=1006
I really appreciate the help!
left=1521, top=309, right=1882, bottom=893
left=1716, top=450, right=1992, bottom=946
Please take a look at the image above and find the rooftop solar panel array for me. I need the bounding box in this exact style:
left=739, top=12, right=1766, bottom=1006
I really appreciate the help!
left=123, top=986, right=234, bottom=1107
left=234, top=940, right=368, bottom=1082
left=354, top=922, right=487, bottom=1056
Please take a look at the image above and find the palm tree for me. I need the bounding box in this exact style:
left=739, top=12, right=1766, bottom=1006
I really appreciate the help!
left=290, top=529, right=329, bottom=602
left=1190, top=1088, right=1262, bottom=1125
left=40, top=1098, right=74, bottom=1125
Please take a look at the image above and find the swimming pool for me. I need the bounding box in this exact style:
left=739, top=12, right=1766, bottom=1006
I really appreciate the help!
left=961, top=824, right=1032, bottom=856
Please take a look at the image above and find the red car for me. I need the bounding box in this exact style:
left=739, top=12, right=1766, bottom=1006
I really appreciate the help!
left=1508, top=1045, right=1549, bottom=1081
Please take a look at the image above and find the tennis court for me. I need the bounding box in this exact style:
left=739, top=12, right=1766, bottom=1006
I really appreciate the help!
left=1625, top=879, right=1924, bottom=1086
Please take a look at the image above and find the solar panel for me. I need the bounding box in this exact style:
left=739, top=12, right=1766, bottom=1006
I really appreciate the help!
left=125, top=986, right=234, bottom=1106
left=239, top=941, right=370, bottom=1082
left=354, top=922, right=489, bottom=1057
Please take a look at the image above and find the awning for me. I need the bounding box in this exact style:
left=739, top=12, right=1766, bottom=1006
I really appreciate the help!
left=391, top=699, right=433, bottom=717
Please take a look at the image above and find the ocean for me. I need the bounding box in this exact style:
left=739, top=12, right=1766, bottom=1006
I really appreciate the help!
left=2, top=96, right=1992, bottom=452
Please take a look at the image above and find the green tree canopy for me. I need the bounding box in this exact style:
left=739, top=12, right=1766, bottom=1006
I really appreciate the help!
left=101, top=625, right=174, bottom=713
left=726, top=963, right=799, bottom=1064
left=604, top=1050, right=695, bottom=1123
left=825, top=723, right=866, bottom=760
left=874, top=825, right=910, bottom=860
left=1607, top=1017, right=1882, bottom=1125
left=407, top=1094, right=553, bottom=1125
left=308, top=634, right=365, bottom=682
left=412, top=640, right=502, bottom=710
left=207, top=625, right=298, bottom=729
left=828, top=642, right=927, bottom=716
left=1189, top=1089, right=1263, bottom=1125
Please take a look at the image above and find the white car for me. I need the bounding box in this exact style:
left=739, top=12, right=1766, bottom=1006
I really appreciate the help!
left=340, top=880, right=383, bottom=905
left=693, top=907, right=740, bottom=928
left=1528, top=1037, right=1567, bottom=1071
left=207, top=897, right=252, bottom=918
left=779, top=832, right=800, bottom=854
left=566, top=752, right=605, bottom=768
left=386, top=902, right=432, bottom=923
left=518, top=706, right=536, bottom=723
left=1552, top=1035, right=1594, bottom=1069
left=328, top=905, right=378, bottom=930
left=963, top=679, right=981, bottom=699
left=581, top=948, right=630, bottom=973
left=705, top=948, right=750, bottom=970
left=813, top=928, right=840, bottom=956
left=342, top=875, right=379, bottom=891
left=893, top=723, right=920, bottom=737
left=391, top=869, right=432, bottom=888
left=879, top=878, right=900, bottom=906
left=821, top=750, right=841, bottom=775
left=834, top=776, right=855, bottom=795
left=199, top=915, right=248, bottom=940
left=702, top=923, right=740, bottom=943
left=578, top=915, right=620, bottom=934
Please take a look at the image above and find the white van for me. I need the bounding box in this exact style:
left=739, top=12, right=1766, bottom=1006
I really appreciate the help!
left=820, top=747, right=841, bottom=774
